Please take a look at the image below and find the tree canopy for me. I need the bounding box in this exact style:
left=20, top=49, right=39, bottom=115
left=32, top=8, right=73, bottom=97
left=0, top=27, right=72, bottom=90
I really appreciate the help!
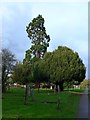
left=40, top=46, right=86, bottom=91
left=26, top=14, right=50, bottom=58
left=22, top=15, right=51, bottom=93
left=12, top=15, right=86, bottom=93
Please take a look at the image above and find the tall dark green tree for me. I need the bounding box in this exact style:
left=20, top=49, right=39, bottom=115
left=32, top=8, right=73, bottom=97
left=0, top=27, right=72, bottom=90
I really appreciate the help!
left=26, top=14, right=50, bottom=58
left=23, top=15, right=50, bottom=93
left=43, top=46, right=86, bottom=91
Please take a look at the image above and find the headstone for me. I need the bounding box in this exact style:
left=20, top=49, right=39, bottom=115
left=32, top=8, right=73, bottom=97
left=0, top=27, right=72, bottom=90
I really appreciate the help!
left=54, top=85, right=56, bottom=93
left=27, top=85, right=30, bottom=96
left=50, top=86, right=52, bottom=90
left=57, top=85, right=60, bottom=92
left=30, top=88, right=34, bottom=97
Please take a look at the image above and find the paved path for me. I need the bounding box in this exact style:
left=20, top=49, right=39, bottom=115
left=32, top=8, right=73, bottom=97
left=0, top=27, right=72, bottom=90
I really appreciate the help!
left=89, top=100, right=90, bottom=119
left=77, top=89, right=88, bottom=119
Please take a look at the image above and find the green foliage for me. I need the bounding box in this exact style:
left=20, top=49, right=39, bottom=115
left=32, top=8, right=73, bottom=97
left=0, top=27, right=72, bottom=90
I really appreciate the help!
left=26, top=14, right=50, bottom=58
left=41, top=46, right=86, bottom=90
left=12, top=62, right=32, bottom=84
left=23, top=15, right=50, bottom=86
left=22, top=45, right=86, bottom=91
left=33, top=59, right=49, bottom=83
left=80, top=79, right=88, bottom=89
left=12, top=62, right=23, bottom=84
left=23, top=49, right=32, bottom=64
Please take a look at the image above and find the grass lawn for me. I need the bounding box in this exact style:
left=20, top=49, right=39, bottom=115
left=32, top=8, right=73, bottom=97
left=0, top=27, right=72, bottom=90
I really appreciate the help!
left=2, top=88, right=82, bottom=119
left=64, top=88, right=84, bottom=92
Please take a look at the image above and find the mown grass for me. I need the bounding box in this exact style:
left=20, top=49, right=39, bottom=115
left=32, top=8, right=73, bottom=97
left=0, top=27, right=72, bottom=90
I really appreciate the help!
left=2, top=88, right=82, bottom=118
left=64, top=88, right=84, bottom=92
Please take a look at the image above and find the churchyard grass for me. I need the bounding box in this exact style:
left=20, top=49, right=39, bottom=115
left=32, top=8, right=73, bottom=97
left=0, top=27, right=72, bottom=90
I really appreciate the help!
left=2, top=87, right=82, bottom=118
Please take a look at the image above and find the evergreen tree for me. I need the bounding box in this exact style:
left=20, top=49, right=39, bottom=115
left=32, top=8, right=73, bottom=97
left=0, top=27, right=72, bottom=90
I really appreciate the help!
left=26, top=14, right=50, bottom=58
left=43, top=46, right=86, bottom=91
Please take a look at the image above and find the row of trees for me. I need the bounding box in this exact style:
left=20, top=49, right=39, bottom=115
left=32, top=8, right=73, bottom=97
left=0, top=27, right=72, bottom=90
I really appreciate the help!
left=12, top=46, right=86, bottom=91
left=24, top=14, right=86, bottom=91
left=38, top=46, right=86, bottom=91
left=2, top=15, right=86, bottom=104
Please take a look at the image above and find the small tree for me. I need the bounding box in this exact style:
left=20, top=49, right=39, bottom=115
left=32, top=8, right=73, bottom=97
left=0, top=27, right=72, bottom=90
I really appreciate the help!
left=13, top=61, right=32, bottom=104
left=2, top=48, right=16, bottom=93
left=80, top=79, right=88, bottom=89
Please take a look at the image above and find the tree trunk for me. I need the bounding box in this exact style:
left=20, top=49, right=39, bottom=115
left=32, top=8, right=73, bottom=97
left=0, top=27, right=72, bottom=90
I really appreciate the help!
left=54, top=85, right=56, bottom=93
left=56, top=84, right=58, bottom=92
left=59, top=82, right=64, bottom=91
left=38, top=82, right=40, bottom=93
left=2, top=82, right=6, bottom=93
left=54, top=84, right=59, bottom=93
left=24, top=83, right=28, bottom=105
left=36, top=50, right=40, bottom=58
left=57, top=85, right=60, bottom=92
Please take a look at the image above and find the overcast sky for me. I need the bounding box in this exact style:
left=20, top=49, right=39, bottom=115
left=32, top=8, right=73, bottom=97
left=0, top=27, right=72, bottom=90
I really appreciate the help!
left=0, top=1, right=88, bottom=78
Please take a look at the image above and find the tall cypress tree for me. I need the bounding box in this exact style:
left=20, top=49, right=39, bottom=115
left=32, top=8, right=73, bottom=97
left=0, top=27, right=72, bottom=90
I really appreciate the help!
left=26, top=14, right=50, bottom=59
left=23, top=15, right=50, bottom=96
